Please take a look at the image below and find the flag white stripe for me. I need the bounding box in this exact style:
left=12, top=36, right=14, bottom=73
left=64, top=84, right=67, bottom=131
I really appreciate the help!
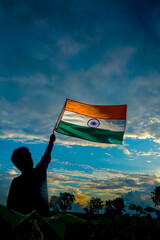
left=61, top=110, right=126, bottom=132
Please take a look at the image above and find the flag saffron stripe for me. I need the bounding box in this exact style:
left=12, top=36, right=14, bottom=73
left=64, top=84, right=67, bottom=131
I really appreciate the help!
left=65, top=99, right=127, bottom=120
left=56, top=120, right=124, bottom=144
left=62, top=110, right=126, bottom=132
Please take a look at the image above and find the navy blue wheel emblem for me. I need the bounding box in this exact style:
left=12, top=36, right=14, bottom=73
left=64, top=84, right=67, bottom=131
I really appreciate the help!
left=87, top=118, right=100, bottom=128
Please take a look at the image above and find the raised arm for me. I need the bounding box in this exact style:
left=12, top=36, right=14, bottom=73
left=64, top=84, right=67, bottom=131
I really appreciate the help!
left=40, top=133, right=56, bottom=169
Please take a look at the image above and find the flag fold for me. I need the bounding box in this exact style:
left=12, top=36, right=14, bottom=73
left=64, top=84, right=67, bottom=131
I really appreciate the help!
left=54, top=99, right=127, bottom=144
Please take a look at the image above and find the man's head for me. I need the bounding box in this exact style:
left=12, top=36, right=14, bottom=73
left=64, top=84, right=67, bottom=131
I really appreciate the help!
left=11, top=147, right=34, bottom=173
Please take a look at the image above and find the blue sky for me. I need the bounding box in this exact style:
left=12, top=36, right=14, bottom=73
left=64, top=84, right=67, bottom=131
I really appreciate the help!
left=1, top=0, right=160, bottom=211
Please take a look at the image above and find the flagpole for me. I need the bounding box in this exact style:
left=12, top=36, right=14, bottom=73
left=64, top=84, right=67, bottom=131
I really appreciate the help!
left=53, top=99, right=67, bottom=132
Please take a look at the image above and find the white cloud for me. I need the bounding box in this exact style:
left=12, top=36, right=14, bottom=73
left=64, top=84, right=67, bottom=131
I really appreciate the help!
left=1, top=165, right=160, bottom=208
left=123, top=149, right=132, bottom=155
left=136, top=151, right=160, bottom=157
left=57, top=37, right=86, bottom=56
left=1, top=43, right=160, bottom=147
left=0, top=0, right=160, bottom=147
left=105, top=152, right=111, bottom=156
left=47, top=166, right=160, bottom=204
left=121, top=191, right=154, bottom=208
left=8, top=169, right=19, bottom=175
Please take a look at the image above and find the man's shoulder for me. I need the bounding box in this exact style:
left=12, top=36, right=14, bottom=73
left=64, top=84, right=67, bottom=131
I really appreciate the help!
left=12, top=171, right=34, bottom=182
left=12, top=175, right=22, bottom=182
left=35, top=161, right=47, bottom=172
left=10, top=175, right=22, bottom=188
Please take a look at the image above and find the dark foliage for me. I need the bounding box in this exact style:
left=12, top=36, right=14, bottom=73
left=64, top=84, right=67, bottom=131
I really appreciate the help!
left=65, top=214, right=160, bottom=240
left=151, top=185, right=160, bottom=206
left=1, top=204, right=160, bottom=240
left=86, top=197, right=104, bottom=214
left=105, top=197, right=124, bottom=216
left=50, top=192, right=75, bottom=213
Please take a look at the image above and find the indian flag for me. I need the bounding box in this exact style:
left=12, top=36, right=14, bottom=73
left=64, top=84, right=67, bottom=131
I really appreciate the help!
left=54, top=99, right=127, bottom=144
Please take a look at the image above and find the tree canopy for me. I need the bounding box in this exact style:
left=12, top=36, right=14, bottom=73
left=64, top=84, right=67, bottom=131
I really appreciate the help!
left=151, top=186, right=160, bottom=206
left=86, top=197, right=104, bottom=214
left=50, top=192, right=75, bottom=212
left=105, top=197, right=124, bottom=215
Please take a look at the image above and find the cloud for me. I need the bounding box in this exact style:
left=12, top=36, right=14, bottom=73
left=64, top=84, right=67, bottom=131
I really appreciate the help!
left=56, top=37, right=86, bottom=56
left=57, top=186, right=90, bottom=205
left=123, top=149, right=132, bottom=155
left=121, top=191, right=154, bottom=208
left=1, top=164, right=160, bottom=208
left=136, top=151, right=160, bottom=157
left=8, top=169, right=19, bottom=175
left=1, top=0, right=160, bottom=147
left=45, top=165, right=160, bottom=207
left=0, top=172, right=15, bottom=205
left=0, top=45, right=135, bottom=145
left=1, top=45, right=160, bottom=147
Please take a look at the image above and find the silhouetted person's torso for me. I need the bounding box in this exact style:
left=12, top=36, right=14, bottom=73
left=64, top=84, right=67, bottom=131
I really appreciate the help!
left=7, top=142, right=53, bottom=217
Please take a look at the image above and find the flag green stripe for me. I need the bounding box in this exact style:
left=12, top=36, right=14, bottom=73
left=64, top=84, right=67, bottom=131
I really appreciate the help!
left=57, top=121, right=124, bottom=144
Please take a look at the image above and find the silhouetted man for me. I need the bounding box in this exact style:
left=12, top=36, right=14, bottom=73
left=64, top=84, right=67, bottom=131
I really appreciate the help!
left=7, top=133, right=56, bottom=217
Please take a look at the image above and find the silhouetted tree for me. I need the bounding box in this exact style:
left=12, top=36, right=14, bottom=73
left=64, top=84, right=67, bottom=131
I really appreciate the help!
left=151, top=186, right=160, bottom=206
left=50, top=195, right=59, bottom=212
left=50, top=192, right=75, bottom=213
left=144, top=206, right=156, bottom=213
left=83, top=207, right=89, bottom=214
left=128, top=204, right=145, bottom=215
left=105, top=198, right=124, bottom=216
left=87, top=197, right=103, bottom=214
left=113, top=197, right=125, bottom=215
left=105, top=199, right=115, bottom=216
left=58, top=192, right=75, bottom=212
